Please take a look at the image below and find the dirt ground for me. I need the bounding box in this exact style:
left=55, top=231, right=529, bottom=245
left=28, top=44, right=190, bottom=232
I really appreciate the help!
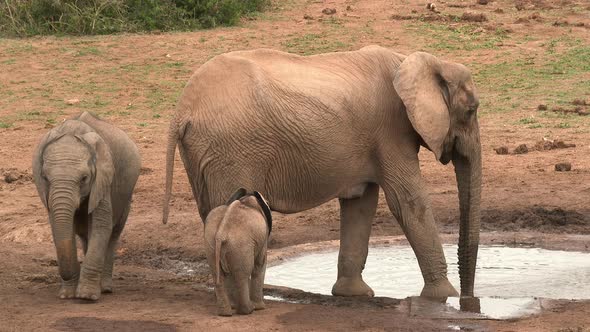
left=1, top=0, right=589, bottom=331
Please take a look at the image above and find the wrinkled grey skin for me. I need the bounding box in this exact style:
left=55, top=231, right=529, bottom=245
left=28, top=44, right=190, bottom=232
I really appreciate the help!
left=204, top=189, right=270, bottom=316
left=32, top=112, right=140, bottom=301
left=163, top=46, right=481, bottom=299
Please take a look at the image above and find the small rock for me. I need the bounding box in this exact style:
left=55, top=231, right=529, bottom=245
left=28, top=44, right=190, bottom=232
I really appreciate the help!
left=426, top=3, right=437, bottom=11
left=494, top=146, right=509, bottom=155
left=411, top=9, right=418, bottom=13
left=555, top=162, right=572, bottom=172
left=477, top=0, right=489, bottom=4
left=513, top=144, right=529, bottom=154
left=322, top=8, right=336, bottom=15
left=65, top=98, right=80, bottom=105
left=303, top=13, right=314, bottom=20
left=537, top=104, right=548, bottom=111
left=4, top=172, right=20, bottom=183
left=529, top=12, right=543, bottom=21
left=494, top=8, right=504, bottom=13
left=346, top=5, right=354, bottom=11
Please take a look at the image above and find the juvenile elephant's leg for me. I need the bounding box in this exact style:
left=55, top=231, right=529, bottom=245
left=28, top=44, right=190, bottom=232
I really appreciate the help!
left=101, top=223, right=124, bottom=293
left=74, top=212, right=89, bottom=255
left=234, top=273, right=254, bottom=315
left=250, top=247, right=267, bottom=310
left=214, top=273, right=233, bottom=316
left=101, top=205, right=129, bottom=293
left=225, top=276, right=239, bottom=310
left=381, top=178, right=458, bottom=298
left=76, top=199, right=113, bottom=301
left=332, top=183, right=378, bottom=297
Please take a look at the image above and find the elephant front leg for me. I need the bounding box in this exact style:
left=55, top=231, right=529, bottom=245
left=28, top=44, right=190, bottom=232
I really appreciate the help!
left=382, top=181, right=458, bottom=299
left=76, top=199, right=113, bottom=301
left=101, top=214, right=127, bottom=294
left=332, top=183, right=378, bottom=297
left=100, top=231, right=120, bottom=294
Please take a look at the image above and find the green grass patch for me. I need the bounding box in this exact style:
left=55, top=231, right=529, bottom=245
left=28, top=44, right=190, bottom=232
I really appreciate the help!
left=282, top=33, right=350, bottom=55
left=404, top=22, right=508, bottom=51
left=473, top=41, right=590, bottom=115
left=0, top=0, right=270, bottom=37
left=518, top=117, right=537, bottom=125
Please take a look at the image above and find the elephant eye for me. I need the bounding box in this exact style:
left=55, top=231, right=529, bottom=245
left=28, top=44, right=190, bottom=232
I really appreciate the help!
left=81, top=175, right=89, bottom=183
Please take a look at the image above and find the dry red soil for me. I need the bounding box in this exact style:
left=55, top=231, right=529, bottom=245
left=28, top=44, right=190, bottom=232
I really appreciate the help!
left=1, top=0, right=589, bottom=331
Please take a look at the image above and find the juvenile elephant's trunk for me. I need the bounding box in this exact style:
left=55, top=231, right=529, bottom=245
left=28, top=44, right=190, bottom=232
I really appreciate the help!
left=453, top=137, right=481, bottom=298
left=49, top=184, right=80, bottom=283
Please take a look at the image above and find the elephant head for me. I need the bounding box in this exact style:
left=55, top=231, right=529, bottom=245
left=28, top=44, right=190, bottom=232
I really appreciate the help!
left=33, top=127, right=114, bottom=282
left=394, top=52, right=481, bottom=297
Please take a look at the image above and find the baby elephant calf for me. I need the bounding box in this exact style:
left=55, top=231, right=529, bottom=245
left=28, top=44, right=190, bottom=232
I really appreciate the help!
left=204, top=188, right=272, bottom=316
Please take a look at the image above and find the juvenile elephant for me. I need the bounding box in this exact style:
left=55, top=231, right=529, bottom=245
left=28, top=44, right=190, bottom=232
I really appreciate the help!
left=163, top=46, right=482, bottom=299
left=204, top=188, right=272, bottom=316
left=32, top=111, right=140, bottom=301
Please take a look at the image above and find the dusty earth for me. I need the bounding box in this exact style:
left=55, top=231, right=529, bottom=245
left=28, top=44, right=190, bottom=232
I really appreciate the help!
left=1, top=0, right=590, bottom=331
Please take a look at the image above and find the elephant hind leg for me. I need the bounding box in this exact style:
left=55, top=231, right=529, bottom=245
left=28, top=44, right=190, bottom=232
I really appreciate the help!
left=332, top=183, right=379, bottom=297
left=234, top=273, right=254, bottom=315
left=250, top=246, right=267, bottom=310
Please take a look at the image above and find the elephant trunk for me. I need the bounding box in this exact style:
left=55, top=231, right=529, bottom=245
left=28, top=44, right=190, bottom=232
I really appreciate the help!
left=452, top=137, right=481, bottom=298
left=49, top=183, right=80, bottom=283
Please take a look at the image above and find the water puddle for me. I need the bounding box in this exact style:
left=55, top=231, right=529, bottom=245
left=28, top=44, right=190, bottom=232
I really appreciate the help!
left=266, top=245, right=590, bottom=319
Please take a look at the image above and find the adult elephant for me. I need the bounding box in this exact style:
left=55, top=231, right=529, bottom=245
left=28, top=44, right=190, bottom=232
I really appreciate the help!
left=162, top=46, right=481, bottom=299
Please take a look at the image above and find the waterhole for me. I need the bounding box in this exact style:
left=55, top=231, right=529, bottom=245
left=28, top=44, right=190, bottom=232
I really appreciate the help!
left=265, top=245, right=590, bottom=319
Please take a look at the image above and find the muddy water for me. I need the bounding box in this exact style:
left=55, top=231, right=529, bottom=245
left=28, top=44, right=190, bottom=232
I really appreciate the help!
left=266, top=245, right=590, bottom=303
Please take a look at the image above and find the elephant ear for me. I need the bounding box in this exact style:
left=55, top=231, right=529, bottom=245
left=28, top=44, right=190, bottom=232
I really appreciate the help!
left=225, top=188, right=247, bottom=205
left=32, top=129, right=67, bottom=209
left=253, top=191, right=272, bottom=234
left=80, top=132, right=114, bottom=213
left=393, top=52, right=451, bottom=160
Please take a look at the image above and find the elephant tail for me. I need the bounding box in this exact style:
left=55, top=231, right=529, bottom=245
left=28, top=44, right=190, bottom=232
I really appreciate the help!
left=162, top=118, right=180, bottom=224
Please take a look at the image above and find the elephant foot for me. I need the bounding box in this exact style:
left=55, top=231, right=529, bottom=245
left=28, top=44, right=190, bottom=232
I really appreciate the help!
left=217, top=306, right=233, bottom=317
left=58, top=284, right=77, bottom=299
left=420, top=278, right=459, bottom=299
left=101, top=277, right=113, bottom=293
left=76, top=283, right=101, bottom=301
left=236, top=303, right=254, bottom=315
left=253, top=301, right=266, bottom=310
left=331, top=277, right=375, bottom=297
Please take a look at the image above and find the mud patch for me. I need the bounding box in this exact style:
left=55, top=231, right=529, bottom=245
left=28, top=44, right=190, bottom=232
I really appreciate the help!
left=494, top=139, right=576, bottom=155
left=549, top=106, right=589, bottom=116
left=53, top=317, right=177, bottom=332
left=119, top=249, right=210, bottom=281
left=264, top=285, right=401, bottom=309
left=481, top=206, right=590, bottom=234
